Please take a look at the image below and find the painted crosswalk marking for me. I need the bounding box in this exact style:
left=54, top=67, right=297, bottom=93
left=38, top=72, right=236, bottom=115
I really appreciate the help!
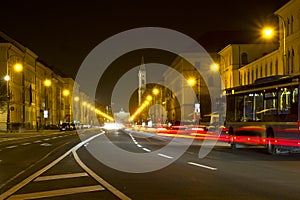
left=7, top=185, right=104, bottom=200
left=34, top=172, right=89, bottom=182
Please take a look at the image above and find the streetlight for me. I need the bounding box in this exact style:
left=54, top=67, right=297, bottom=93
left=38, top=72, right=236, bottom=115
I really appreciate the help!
left=63, top=89, right=70, bottom=123
left=210, top=63, right=219, bottom=72
left=5, top=58, right=23, bottom=132
left=43, top=79, right=51, bottom=127
left=262, top=27, right=275, bottom=39
left=152, top=88, right=159, bottom=96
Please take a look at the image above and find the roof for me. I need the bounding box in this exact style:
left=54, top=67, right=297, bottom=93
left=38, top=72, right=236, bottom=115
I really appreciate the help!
left=196, top=30, right=262, bottom=52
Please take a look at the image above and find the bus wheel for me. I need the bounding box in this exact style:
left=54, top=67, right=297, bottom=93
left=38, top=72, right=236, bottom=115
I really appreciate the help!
left=229, top=128, right=236, bottom=149
left=266, top=129, right=276, bottom=154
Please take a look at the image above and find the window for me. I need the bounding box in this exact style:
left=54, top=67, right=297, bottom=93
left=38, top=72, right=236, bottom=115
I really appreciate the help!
left=264, top=91, right=277, bottom=115
left=270, top=62, right=273, bottom=75
left=279, top=88, right=291, bottom=114
left=241, top=52, right=248, bottom=65
left=287, top=50, right=290, bottom=74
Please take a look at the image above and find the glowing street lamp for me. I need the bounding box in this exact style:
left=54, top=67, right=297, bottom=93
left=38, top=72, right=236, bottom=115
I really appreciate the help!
left=210, top=63, right=219, bottom=72
left=14, top=62, right=23, bottom=72
left=187, top=78, right=196, bottom=86
left=152, top=88, right=159, bottom=96
left=44, top=79, right=51, bottom=87
left=262, top=27, right=275, bottom=39
left=5, top=60, right=24, bottom=132
left=63, top=89, right=70, bottom=96
left=146, top=95, right=152, bottom=101
left=4, top=75, right=10, bottom=82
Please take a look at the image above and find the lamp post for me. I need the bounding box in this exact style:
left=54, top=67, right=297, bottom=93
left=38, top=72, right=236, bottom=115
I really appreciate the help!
left=43, top=79, right=51, bottom=128
left=63, top=89, right=70, bottom=123
left=5, top=54, right=24, bottom=132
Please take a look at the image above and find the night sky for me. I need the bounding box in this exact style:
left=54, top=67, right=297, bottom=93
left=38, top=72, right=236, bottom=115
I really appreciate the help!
left=1, top=0, right=289, bottom=79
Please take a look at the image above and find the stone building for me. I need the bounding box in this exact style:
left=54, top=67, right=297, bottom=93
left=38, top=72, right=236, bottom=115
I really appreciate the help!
left=0, top=31, right=97, bottom=131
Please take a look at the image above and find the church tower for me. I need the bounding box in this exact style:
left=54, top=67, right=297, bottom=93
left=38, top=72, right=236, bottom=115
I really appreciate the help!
left=138, top=56, right=146, bottom=106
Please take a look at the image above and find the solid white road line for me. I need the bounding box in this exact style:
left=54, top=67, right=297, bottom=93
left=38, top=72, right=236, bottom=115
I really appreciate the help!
left=73, top=150, right=131, bottom=200
left=187, top=162, right=217, bottom=171
left=0, top=133, right=104, bottom=200
left=7, top=185, right=104, bottom=200
left=158, top=153, right=173, bottom=159
left=34, top=172, right=89, bottom=182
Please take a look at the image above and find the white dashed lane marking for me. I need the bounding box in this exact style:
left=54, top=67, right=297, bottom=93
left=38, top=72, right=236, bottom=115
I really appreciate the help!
left=5, top=145, right=18, bottom=149
left=187, top=162, right=217, bottom=171
left=158, top=153, right=173, bottom=159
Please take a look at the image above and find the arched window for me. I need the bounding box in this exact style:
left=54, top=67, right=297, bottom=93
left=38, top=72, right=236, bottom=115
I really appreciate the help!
left=270, top=61, right=273, bottom=75
left=241, top=52, right=248, bottom=65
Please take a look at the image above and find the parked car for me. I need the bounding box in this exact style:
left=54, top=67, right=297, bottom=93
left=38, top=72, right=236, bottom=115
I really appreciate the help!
left=59, top=123, right=76, bottom=131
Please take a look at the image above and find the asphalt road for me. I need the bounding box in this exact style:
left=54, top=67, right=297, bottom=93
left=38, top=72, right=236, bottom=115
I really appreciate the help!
left=1, top=129, right=300, bottom=199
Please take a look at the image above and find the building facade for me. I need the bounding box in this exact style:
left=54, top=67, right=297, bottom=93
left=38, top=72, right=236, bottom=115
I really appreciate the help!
left=219, top=0, right=300, bottom=89
left=0, top=31, right=98, bottom=131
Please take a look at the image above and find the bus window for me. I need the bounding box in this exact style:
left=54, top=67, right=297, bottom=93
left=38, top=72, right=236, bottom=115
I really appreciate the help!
left=244, top=94, right=253, bottom=121
left=235, top=95, right=244, bottom=122
left=279, top=88, right=291, bottom=114
left=264, top=91, right=277, bottom=115
left=254, top=93, right=263, bottom=121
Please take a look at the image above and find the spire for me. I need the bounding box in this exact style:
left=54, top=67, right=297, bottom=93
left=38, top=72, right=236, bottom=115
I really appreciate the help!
left=140, top=56, right=145, bottom=70
left=138, top=56, right=146, bottom=106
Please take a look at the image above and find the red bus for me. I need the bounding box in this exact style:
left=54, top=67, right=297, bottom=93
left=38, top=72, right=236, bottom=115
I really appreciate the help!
left=225, top=75, right=300, bottom=154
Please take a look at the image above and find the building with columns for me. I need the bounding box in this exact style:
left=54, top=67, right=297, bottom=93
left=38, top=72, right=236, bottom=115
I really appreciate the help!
left=219, top=0, right=300, bottom=89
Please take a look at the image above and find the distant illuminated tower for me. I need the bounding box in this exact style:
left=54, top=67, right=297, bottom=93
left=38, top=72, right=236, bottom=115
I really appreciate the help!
left=138, top=57, right=146, bottom=106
